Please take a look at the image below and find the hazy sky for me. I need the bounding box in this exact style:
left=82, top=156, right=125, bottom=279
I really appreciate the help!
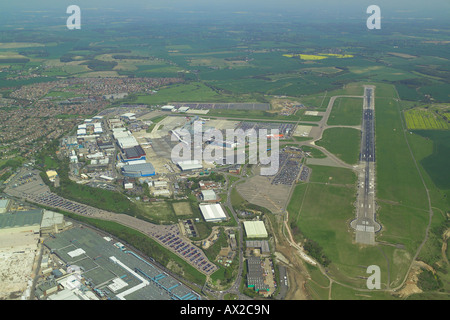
left=1, top=0, right=449, bottom=25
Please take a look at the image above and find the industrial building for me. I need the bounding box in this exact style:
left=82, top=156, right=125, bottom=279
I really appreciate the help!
left=42, top=226, right=200, bottom=300
left=246, top=240, right=270, bottom=255
left=246, top=256, right=269, bottom=293
left=199, top=203, right=227, bottom=223
left=120, top=112, right=136, bottom=121
left=122, top=145, right=146, bottom=162
left=243, top=221, right=268, bottom=238
left=201, top=189, right=217, bottom=202
left=117, top=136, right=139, bottom=150
left=0, top=199, right=11, bottom=214
left=176, top=160, right=203, bottom=172
left=46, top=170, right=58, bottom=182
left=122, top=162, right=156, bottom=177
left=0, top=209, right=43, bottom=235
left=161, top=105, right=175, bottom=111
left=40, top=210, right=71, bottom=236
left=177, top=106, right=190, bottom=113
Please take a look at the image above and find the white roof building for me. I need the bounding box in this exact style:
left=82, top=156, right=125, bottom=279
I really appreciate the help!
left=113, top=130, right=132, bottom=139
left=120, top=113, right=136, bottom=120
left=201, top=189, right=217, bottom=201
left=177, top=159, right=203, bottom=171
left=178, top=106, right=190, bottom=113
left=243, top=221, right=268, bottom=238
left=117, top=136, right=139, bottom=149
left=162, top=105, right=175, bottom=111
left=199, top=203, right=227, bottom=222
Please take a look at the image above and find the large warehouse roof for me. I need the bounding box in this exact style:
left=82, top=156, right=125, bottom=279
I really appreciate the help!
left=243, top=221, right=268, bottom=238
left=117, top=136, right=139, bottom=150
left=122, top=162, right=155, bottom=177
left=0, top=209, right=43, bottom=230
left=177, top=160, right=203, bottom=171
left=201, top=190, right=217, bottom=201
left=199, top=203, right=227, bottom=222
left=124, top=145, right=146, bottom=159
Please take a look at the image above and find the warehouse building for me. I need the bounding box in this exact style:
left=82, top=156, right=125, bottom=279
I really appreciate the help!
left=177, top=160, right=203, bottom=172
left=243, top=221, right=268, bottom=239
left=0, top=209, right=43, bottom=235
left=246, top=240, right=270, bottom=255
left=43, top=226, right=200, bottom=300
left=199, top=203, right=227, bottom=223
left=123, top=145, right=146, bottom=162
left=246, top=256, right=269, bottom=293
left=122, top=162, right=156, bottom=177
left=0, top=199, right=11, bottom=214
left=177, top=106, right=190, bottom=113
left=117, top=136, right=139, bottom=150
left=161, top=105, right=175, bottom=111
left=40, top=210, right=70, bottom=236
left=120, top=112, right=136, bottom=121
left=201, top=189, right=217, bottom=202
left=46, top=170, right=58, bottom=182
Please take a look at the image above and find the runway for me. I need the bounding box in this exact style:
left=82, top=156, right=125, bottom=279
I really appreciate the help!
left=351, top=86, right=381, bottom=245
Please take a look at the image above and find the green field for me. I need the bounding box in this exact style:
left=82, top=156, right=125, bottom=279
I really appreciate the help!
left=315, top=127, right=361, bottom=165
left=308, top=165, right=357, bottom=185
left=327, top=97, right=363, bottom=126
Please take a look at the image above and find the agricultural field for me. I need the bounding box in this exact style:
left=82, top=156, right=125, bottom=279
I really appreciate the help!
left=404, top=107, right=450, bottom=130
left=283, top=53, right=354, bottom=60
